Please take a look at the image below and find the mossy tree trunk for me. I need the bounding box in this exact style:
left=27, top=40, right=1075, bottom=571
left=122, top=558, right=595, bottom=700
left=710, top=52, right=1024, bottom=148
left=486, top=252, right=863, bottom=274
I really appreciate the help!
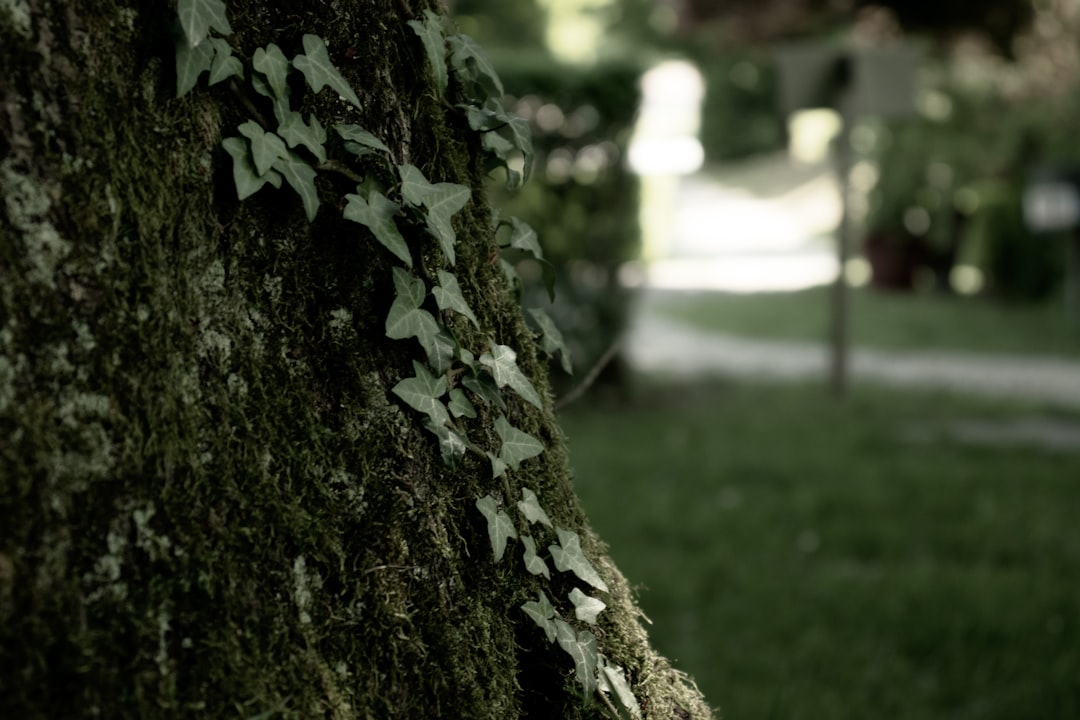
left=0, top=2, right=714, bottom=718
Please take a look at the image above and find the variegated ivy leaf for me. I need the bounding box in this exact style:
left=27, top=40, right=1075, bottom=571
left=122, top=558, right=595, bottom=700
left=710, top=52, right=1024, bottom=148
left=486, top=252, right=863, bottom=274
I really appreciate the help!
left=391, top=360, right=449, bottom=427
left=277, top=111, right=327, bottom=163
left=517, top=487, right=552, bottom=528
left=253, top=43, right=291, bottom=100
left=271, top=150, right=319, bottom=222
left=463, top=372, right=505, bottom=411
left=293, top=34, right=361, bottom=109
left=480, top=342, right=543, bottom=410
left=448, top=388, right=476, bottom=419
left=407, top=10, right=448, bottom=95
left=521, top=590, right=558, bottom=643
left=175, top=34, right=214, bottom=97
left=424, top=418, right=466, bottom=468
left=177, top=0, right=231, bottom=48
left=600, top=661, right=642, bottom=719
left=549, top=527, right=609, bottom=592
left=569, top=587, right=606, bottom=625
left=476, top=495, right=517, bottom=562
left=207, top=38, right=242, bottom=85
left=528, top=308, right=572, bottom=375
left=494, top=415, right=543, bottom=470
left=344, top=190, right=410, bottom=267
left=447, top=34, right=503, bottom=100
left=335, top=124, right=391, bottom=156
left=555, top=619, right=598, bottom=697
left=221, top=137, right=282, bottom=200
left=521, top=535, right=551, bottom=580
left=433, top=270, right=479, bottom=327
left=237, top=121, right=288, bottom=177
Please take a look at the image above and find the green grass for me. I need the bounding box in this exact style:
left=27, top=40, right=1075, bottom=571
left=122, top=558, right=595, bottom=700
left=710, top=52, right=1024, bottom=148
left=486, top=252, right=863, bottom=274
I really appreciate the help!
left=647, top=287, right=1080, bottom=357
left=561, top=381, right=1080, bottom=720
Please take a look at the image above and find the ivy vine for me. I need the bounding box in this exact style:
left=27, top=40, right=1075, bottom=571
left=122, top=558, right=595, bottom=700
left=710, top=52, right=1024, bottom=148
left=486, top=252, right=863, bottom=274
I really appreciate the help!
left=174, top=1, right=636, bottom=715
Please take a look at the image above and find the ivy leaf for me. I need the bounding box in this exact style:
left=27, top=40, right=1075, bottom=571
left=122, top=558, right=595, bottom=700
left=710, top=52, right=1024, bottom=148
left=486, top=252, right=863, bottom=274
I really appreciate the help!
left=385, top=269, right=441, bottom=364
left=398, top=163, right=437, bottom=206
left=447, top=34, right=504, bottom=100
left=271, top=150, right=320, bottom=222
left=528, top=308, right=572, bottom=375
left=428, top=326, right=456, bottom=376
left=500, top=217, right=542, bottom=258
left=293, top=34, right=362, bottom=109
left=391, top=360, right=449, bottom=427
left=424, top=418, right=467, bottom=468
left=433, top=270, right=479, bottom=327
left=448, top=388, right=476, bottom=419
left=238, top=121, right=288, bottom=177
left=177, top=0, right=231, bottom=48
left=600, top=663, right=642, bottom=719
left=517, top=487, right=552, bottom=528
left=277, top=111, right=327, bottom=163
left=521, top=590, right=558, bottom=643
left=175, top=34, right=214, bottom=97
left=555, top=619, right=598, bottom=697
left=222, top=137, right=282, bottom=200
left=550, top=528, right=609, bottom=592
left=476, top=495, right=517, bottom=562
left=335, top=124, right=391, bottom=155
left=344, top=190, right=411, bottom=267
left=207, top=37, right=242, bottom=85
left=462, top=372, right=506, bottom=411
left=423, top=183, right=471, bottom=266
left=487, top=451, right=508, bottom=480
left=480, top=342, right=543, bottom=410
left=253, top=43, right=291, bottom=100
left=521, top=535, right=551, bottom=580
left=407, top=10, right=448, bottom=95
left=569, top=587, right=606, bottom=625
left=507, top=116, right=534, bottom=184
left=494, top=416, right=544, bottom=470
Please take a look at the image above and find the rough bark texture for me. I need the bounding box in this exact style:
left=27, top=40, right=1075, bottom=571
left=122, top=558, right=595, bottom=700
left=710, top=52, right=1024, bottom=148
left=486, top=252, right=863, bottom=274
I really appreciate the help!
left=0, top=1, right=714, bottom=718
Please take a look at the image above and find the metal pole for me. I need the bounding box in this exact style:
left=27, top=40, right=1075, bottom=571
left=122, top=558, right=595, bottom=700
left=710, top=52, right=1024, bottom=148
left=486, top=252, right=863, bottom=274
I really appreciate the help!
left=829, top=121, right=852, bottom=398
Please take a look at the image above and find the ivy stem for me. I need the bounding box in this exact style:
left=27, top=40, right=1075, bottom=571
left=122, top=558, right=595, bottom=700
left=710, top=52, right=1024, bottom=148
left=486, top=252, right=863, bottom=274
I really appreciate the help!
left=318, top=160, right=364, bottom=184
left=554, top=340, right=621, bottom=411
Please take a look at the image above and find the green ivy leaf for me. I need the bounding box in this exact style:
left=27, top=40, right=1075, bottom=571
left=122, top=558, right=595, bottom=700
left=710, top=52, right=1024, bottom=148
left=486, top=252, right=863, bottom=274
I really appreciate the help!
left=476, top=495, right=517, bottom=562
left=487, top=451, right=508, bottom=480
left=222, top=137, right=282, bottom=200
left=507, top=116, right=533, bottom=184
left=462, top=372, right=506, bottom=411
left=391, top=360, right=449, bottom=427
left=207, top=37, right=242, bottom=85
left=448, top=388, right=476, bottom=419
left=293, top=34, right=362, bottom=109
left=528, top=308, right=572, bottom=375
left=335, top=124, right=391, bottom=155
left=555, top=619, right=598, bottom=697
left=447, top=34, right=504, bottom=100
left=480, top=342, right=543, bottom=410
left=175, top=34, right=214, bottom=97
left=398, top=163, right=436, bottom=206
left=271, top=150, right=320, bottom=222
left=422, top=183, right=470, bottom=266
left=494, top=416, right=544, bottom=470
left=253, top=43, right=291, bottom=100
left=569, top=587, right=606, bottom=625
left=385, top=269, right=441, bottom=364
left=550, top=528, right=609, bottom=592
left=428, top=326, right=456, bottom=376
left=344, top=190, right=411, bottom=267
left=521, top=535, right=551, bottom=580
left=277, top=111, right=327, bottom=163
left=600, top=662, right=642, bottom=719
left=517, top=487, right=553, bottom=528
left=424, top=418, right=467, bottom=468
left=521, top=590, right=558, bottom=643
left=177, top=0, right=231, bottom=48
left=237, top=121, right=288, bottom=177
left=500, top=217, right=542, bottom=258
left=407, top=10, right=448, bottom=95
left=433, top=270, right=479, bottom=327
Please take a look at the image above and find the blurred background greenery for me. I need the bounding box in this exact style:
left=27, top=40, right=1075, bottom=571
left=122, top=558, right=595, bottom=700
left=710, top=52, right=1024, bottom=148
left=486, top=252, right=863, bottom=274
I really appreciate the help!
left=449, top=0, right=1080, bottom=716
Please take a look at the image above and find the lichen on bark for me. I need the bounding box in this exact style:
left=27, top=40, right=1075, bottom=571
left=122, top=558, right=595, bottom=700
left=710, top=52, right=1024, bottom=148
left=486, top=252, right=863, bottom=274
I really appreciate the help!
left=0, top=1, right=716, bottom=718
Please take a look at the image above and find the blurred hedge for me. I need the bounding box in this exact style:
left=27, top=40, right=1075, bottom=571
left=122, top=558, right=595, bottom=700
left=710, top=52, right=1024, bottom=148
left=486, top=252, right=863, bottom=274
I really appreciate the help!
left=488, top=51, right=645, bottom=395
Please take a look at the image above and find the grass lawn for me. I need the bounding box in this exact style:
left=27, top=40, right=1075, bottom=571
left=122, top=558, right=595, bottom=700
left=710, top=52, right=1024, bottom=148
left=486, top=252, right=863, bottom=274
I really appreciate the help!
left=646, top=286, right=1080, bottom=357
left=560, top=381, right=1080, bottom=720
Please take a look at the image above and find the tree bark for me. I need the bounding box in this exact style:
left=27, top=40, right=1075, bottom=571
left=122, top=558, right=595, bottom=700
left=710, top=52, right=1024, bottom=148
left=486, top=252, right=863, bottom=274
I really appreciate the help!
left=0, top=2, right=714, bottom=718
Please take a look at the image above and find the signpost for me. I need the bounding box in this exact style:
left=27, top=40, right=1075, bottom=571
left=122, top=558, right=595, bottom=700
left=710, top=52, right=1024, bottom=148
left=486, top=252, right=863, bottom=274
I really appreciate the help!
left=775, top=41, right=918, bottom=397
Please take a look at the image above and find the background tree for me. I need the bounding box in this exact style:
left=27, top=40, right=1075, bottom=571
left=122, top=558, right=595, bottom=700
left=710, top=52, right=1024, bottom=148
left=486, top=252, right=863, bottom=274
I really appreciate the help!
left=0, top=1, right=713, bottom=718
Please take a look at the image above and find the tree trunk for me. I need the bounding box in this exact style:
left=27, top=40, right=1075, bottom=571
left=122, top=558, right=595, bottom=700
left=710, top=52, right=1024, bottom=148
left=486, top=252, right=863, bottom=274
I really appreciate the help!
left=0, top=2, right=713, bottom=718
